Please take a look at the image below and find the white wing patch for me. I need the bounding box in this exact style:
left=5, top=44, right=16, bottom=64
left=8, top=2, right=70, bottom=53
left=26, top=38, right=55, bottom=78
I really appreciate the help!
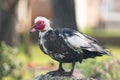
left=74, top=32, right=94, bottom=43
left=63, top=31, right=99, bottom=52
left=67, top=35, right=91, bottom=49
left=65, top=31, right=103, bottom=52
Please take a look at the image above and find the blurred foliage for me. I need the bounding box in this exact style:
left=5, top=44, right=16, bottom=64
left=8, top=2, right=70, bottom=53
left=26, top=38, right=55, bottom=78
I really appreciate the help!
left=26, top=44, right=120, bottom=80
left=0, top=42, right=120, bottom=80
left=0, top=42, right=23, bottom=80
left=62, top=46, right=120, bottom=79
left=93, top=60, right=120, bottom=80
left=74, top=58, right=120, bottom=80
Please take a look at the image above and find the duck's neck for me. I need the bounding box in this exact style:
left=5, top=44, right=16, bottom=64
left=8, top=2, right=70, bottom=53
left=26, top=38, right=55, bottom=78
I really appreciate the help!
left=39, top=26, right=53, bottom=37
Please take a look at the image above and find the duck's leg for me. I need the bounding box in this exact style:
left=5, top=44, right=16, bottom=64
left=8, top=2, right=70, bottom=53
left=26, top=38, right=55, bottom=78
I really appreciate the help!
left=69, top=62, right=75, bottom=75
left=46, top=62, right=65, bottom=76
left=58, top=62, right=65, bottom=72
left=46, top=62, right=75, bottom=76
left=62, top=62, right=75, bottom=76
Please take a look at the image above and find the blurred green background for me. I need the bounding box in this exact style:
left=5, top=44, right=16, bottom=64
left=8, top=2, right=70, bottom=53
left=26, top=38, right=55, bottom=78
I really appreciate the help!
left=0, top=0, right=120, bottom=80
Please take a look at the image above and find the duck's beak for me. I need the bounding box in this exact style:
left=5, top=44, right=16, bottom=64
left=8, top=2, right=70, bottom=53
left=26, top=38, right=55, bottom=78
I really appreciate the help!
left=30, top=24, right=37, bottom=33
left=30, top=28, right=37, bottom=33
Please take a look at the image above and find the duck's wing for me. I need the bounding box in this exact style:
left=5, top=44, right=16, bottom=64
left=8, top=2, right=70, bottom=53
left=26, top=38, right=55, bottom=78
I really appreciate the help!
left=59, top=28, right=109, bottom=55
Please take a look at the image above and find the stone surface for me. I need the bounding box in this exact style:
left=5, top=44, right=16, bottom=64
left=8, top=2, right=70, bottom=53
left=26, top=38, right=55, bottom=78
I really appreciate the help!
left=34, top=74, right=98, bottom=80
left=34, top=74, right=74, bottom=80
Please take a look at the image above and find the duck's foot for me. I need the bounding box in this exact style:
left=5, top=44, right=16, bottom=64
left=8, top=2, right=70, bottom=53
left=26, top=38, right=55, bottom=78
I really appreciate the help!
left=46, top=70, right=72, bottom=76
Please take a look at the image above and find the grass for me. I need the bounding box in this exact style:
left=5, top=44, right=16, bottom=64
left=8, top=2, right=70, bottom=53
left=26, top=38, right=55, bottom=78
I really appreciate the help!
left=29, top=45, right=120, bottom=63
left=30, top=45, right=52, bottom=64
left=17, top=44, right=120, bottom=68
left=18, top=44, right=52, bottom=64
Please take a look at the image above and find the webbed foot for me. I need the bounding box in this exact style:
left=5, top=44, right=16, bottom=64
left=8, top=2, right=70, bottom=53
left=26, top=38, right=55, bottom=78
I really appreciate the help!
left=46, top=62, right=75, bottom=76
left=46, top=70, right=72, bottom=76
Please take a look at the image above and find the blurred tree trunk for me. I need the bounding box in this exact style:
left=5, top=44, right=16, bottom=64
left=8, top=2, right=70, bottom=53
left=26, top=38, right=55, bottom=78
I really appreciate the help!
left=51, top=0, right=77, bottom=30
left=0, top=0, right=19, bottom=46
left=0, top=1, right=1, bottom=32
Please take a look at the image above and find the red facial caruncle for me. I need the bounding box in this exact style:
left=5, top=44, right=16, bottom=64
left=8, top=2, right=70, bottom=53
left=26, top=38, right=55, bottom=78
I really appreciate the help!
left=30, top=20, right=45, bottom=32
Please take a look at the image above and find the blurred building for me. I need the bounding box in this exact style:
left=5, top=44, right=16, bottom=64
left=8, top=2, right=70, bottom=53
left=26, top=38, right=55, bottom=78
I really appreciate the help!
left=16, top=0, right=52, bottom=33
left=30, top=0, right=52, bottom=23
left=16, top=0, right=120, bottom=32
left=75, top=0, right=120, bottom=30
left=100, top=0, right=120, bottom=29
left=15, top=0, right=120, bottom=45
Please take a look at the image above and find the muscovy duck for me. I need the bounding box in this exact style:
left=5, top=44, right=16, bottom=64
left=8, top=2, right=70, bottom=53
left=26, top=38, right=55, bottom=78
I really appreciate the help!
left=30, top=16, right=110, bottom=76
